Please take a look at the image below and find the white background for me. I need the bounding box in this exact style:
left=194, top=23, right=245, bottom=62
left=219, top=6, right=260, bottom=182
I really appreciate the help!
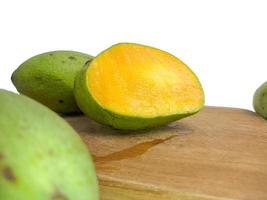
left=0, top=0, right=266, bottom=111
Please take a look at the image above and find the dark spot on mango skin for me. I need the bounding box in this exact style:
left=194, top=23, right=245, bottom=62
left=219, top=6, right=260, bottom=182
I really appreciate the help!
left=48, top=149, right=55, bottom=155
left=35, top=76, right=43, bottom=81
left=59, top=99, right=64, bottom=103
left=51, top=191, right=68, bottom=200
left=0, top=153, right=3, bottom=160
left=36, top=77, right=61, bottom=82
left=84, top=59, right=91, bottom=66
left=68, top=56, right=76, bottom=60
left=3, top=166, right=16, bottom=182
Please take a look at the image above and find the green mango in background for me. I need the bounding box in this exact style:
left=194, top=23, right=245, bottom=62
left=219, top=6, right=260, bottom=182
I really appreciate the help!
left=11, top=51, right=94, bottom=114
left=253, top=81, right=267, bottom=120
left=0, top=89, right=99, bottom=200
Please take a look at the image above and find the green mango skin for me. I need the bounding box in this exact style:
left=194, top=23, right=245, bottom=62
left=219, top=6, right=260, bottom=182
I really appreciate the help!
left=74, top=65, right=200, bottom=130
left=0, top=89, right=99, bottom=200
left=11, top=51, right=94, bottom=114
left=253, top=81, right=267, bottom=120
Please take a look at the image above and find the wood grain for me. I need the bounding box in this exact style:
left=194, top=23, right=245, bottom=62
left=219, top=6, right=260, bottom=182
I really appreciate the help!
left=65, top=106, right=267, bottom=200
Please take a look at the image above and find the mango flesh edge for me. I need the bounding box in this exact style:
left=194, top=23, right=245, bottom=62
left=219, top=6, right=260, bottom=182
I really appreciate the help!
left=253, top=81, right=267, bottom=119
left=11, top=51, right=94, bottom=114
left=0, top=89, right=99, bottom=200
left=74, top=43, right=204, bottom=130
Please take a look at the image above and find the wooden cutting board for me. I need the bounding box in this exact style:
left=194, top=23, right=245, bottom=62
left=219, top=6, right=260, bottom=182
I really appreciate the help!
left=65, top=106, right=267, bottom=200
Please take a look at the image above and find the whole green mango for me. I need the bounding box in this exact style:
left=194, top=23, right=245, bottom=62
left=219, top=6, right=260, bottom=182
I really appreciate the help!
left=11, top=51, right=94, bottom=114
left=0, top=89, right=98, bottom=200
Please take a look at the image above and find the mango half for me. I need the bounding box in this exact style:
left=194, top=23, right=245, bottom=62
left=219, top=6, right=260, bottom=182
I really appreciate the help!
left=74, top=43, right=204, bottom=130
left=12, top=51, right=94, bottom=114
left=0, top=89, right=98, bottom=200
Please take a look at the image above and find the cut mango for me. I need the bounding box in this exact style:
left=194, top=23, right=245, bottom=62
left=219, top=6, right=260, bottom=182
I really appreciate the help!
left=74, top=43, right=204, bottom=130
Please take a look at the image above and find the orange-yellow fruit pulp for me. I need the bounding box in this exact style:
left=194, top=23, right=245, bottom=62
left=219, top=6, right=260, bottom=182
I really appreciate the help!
left=87, top=43, right=204, bottom=117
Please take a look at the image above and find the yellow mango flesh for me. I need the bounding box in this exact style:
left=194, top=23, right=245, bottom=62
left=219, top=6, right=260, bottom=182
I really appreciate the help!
left=87, top=43, right=204, bottom=117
